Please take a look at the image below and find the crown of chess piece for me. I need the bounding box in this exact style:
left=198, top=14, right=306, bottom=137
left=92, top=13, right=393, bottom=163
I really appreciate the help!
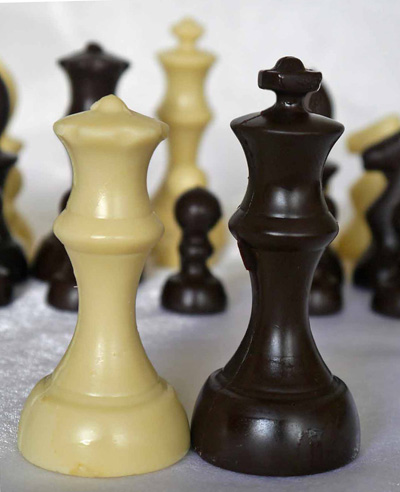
left=372, top=202, right=400, bottom=317
left=337, top=115, right=400, bottom=266
left=152, top=18, right=225, bottom=268
left=191, top=57, right=360, bottom=476
left=0, top=60, right=34, bottom=257
left=31, top=42, right=129, bottom=282
left=18, top=95, right=190, bottom=477
left=348, top=118, right=400, bottom=289
left=0, top=74, right=28, bottom=286
left=161, top=187, right=227, bottom=314
left=305, top=82, right=344, bottom=315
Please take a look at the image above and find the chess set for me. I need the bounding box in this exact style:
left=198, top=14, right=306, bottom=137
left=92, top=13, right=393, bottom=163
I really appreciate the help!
left=0, top=11, right=400, bottom=490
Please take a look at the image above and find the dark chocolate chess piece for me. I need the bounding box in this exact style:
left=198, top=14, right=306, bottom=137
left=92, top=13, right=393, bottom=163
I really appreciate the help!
left=353, top=131, right=400, bottom=289
left=0, top=75, right=28, bottom=287
left=47, top=251, right=77, bottom=312
left=31, top=42, right=129, bottom=282
left=162, top=187, right=227, bottom=314
left=306, top=82, right=344, bottom=315
left=372, top=203, right=400, bottom=317
left=191, top=57, right=360, bottom=476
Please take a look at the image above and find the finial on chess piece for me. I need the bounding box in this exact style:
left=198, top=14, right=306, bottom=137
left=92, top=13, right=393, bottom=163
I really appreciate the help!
left=173, top=18, right=204, bottom=50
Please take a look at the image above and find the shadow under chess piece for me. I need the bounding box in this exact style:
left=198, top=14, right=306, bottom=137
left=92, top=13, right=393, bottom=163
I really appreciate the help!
left=191, top=57, right=360, bottom=476
left=353, top=131, right=400, bottom=289
left=162, top=187, right=227, bottom=314
left=31, top=192, right=69, bottom=281
left=47, top=251, right=78, bottom=312
left=372, top=203, right=400, bottom=317
left=32, top=42, right=129, bottom=282
left=305, top=81, right=344, bottom=315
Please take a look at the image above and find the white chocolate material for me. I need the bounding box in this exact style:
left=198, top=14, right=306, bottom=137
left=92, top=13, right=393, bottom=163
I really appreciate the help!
left=0, top=59, right=34, bottom=256
left=152, top=18, right=225, bottom=267
left=18, top=95, right=190, bottom=477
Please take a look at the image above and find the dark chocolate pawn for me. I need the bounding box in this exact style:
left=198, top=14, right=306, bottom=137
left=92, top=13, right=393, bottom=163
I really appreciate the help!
left=47, top=252, right=77, bottom=312
left=306, top=82, right=344, bottom=315
left=191, top=57, right=360, bottom=476
left=354, top=131, right=400, bottom=289
left=309, top=163, right=343, bottom=314
left=371, top=198, right=400, bottom=317
left=0, top=75, right=28, bottom=286
left=162, top=187, right=227, bottom=314
left=32, top=42, right=129, bottom=282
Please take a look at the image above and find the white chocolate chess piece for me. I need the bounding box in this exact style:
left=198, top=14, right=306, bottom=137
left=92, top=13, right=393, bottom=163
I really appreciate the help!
left=18, top=95, right=190, bottom=477
left=152, top=18, right=225, bottom=267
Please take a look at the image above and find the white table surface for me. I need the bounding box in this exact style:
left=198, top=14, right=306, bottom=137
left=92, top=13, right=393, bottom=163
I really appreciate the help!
left=1, top=246, right=400, bottom=492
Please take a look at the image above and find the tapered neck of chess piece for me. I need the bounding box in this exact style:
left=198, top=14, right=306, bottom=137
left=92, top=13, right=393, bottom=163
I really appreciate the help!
left=59, top=42, right=129, bottom=115
left=191, top=57, right=359, bottom=476
left=322, top=162, right=338, bottom=217
left=161, top=187, right=227, bottom=314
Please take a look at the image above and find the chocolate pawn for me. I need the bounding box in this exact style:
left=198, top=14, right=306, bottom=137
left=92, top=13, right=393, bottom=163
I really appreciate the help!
left=191, top=57, right=360, bottom=476
left=354, top=131, right=400, bottom=289
left=32, top=42, right=129, bottom=282
left=372, top=203, right=400, bottom=317
left=161, top=187, right=227, bottom=314
left=306, top=82, right=344, bottom=315
left=0, top=74, right=27, bottom=285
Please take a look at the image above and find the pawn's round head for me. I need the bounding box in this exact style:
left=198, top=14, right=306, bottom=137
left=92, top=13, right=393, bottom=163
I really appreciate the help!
left=175, top=187, right=221, bottom=233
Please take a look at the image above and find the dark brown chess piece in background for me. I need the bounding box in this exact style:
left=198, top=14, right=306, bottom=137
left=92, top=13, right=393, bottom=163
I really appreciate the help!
left=191, top=57, right=360, bottom=476
left=372, top=202, right=400, bottom=317
left=353, top=131, right=400, bottom=290
left=0, top=73, right=28, bottom=302
left=31, top=42, right=129, bottom=283
left=306, top=82, right=344, bottom=315
left=162, top=187, right=227, bottom=314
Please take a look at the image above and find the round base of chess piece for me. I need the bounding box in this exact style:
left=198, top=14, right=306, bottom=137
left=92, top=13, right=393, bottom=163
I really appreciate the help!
left=162, top=274, right=227, bottom=314
left=18, top=377, right=190, bottom=477
left=372, top=283, right=400, bottom=318
left=0, top=267, right=13, bottom=306
left=191, top=371, right=360, bottom=476
left=0, top=241, right=28, bottom=283
left=47, top=266, right=78, bottom=312
left=31, top=234, right=66, bottom=282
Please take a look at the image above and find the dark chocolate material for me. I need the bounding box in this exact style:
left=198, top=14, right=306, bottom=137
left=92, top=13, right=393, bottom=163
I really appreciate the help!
left=353, top=131, right=400, bottom=290
left=0, top=266, right=13, bottom=306
left=309, top=163, right=343, bottom=315
left=191, top=57, right=360, bottom=476
left=306, top=81, right=344, bottom=315
left=0, top=75, right=28, bottom=285
left=47, top=253, right=78, bottom=312
left=32, top=42, right=129, bottom=282
left=161, top=187, right=227, bottom=314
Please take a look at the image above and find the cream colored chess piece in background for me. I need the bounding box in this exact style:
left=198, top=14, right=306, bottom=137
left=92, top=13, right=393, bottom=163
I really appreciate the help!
left=152, top=18, right=225, bottom=267
left=336, top=115, right=398, bottom=264
left=0, top=59, right=34, bottom=256
left=18, top=95, right=190, bottom=477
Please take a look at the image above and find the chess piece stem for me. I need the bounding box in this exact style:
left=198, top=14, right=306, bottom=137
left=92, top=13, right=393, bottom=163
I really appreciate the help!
left=191, top=57, right=360, bottom=476
left=18, top=96, right=189, bottom=477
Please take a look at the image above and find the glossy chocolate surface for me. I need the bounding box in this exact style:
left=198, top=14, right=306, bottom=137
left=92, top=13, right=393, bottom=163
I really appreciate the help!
left=161, top=187, right=227, bottom=314
left=191, top=57, right=360, bottom=476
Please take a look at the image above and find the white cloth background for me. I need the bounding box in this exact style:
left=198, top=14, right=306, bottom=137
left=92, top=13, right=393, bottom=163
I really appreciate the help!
left=1, top=1, right=400, bottom=491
